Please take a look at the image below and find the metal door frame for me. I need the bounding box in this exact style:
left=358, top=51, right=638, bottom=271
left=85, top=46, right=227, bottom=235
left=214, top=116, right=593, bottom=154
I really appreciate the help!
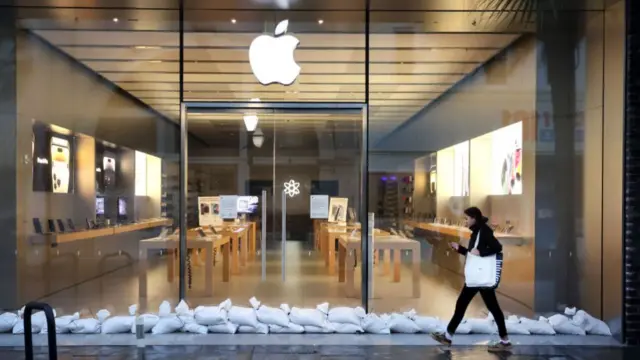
left=179, top=101, right=370, bottom=310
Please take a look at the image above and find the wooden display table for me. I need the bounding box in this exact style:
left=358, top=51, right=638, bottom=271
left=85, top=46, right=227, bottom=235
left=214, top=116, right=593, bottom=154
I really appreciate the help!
left=322, top=224, right=388, bottom=276
left=338, top=234, right=421, bottom=298
left=52, top=218, right=172, bottom=244
left=138, top=233, right=231, bottom=309
left=405, top=220, right=526, bottom=246
left=215, top=225, right=250, bottom=274
left=113, top=218, right=173, bottom=234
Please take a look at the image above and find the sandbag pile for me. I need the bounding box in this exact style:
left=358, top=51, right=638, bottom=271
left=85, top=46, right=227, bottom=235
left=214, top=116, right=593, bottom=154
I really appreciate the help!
left=0, top=301, right=611, bottom=336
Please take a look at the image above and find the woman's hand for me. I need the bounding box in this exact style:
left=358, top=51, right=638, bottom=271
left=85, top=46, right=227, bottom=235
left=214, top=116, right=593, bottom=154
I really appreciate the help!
left=470, top=249, right=480, bottom=256
left=449, top=242, right=459, bottom=250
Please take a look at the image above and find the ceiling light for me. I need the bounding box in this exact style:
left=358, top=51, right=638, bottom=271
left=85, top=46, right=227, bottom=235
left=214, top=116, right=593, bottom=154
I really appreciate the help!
left=243, top=114, right=259, bottom=132
left=253, top=128, right=264, bottom=148
left=112, top=17, right=119, bottom=23
left=250, top=98, right=260, bottom=102
left=231, top=18, right=237, bottom=24
left=318, top=19, right=324, bottom=24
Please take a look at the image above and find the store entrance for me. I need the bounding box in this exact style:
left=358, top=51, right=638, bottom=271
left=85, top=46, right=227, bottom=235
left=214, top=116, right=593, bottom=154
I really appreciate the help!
left=183, top=102, right=367, bottom=308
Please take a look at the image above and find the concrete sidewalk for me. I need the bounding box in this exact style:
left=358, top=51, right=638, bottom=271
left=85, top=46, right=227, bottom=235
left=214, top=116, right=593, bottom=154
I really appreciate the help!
left=0, top=333, right=622, bottom=347
left=0, top=344, right=636, bottom=360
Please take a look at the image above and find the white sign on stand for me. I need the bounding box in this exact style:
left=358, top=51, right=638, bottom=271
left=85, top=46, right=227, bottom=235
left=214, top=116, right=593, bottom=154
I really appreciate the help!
left=197, top=196, right=222, bottom=226
left=328, top=197, right=349, bottom=223
left=219, top=195, right=238, bottom=219
left=309, top=195, right=329, bottom=219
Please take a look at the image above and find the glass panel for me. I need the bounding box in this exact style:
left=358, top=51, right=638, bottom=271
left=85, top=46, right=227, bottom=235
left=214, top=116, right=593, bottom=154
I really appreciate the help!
left=186, top=105, right=364, bottom=310
left=367, top=4, right=622, bottom=333
left=7, top=1, right=180, bottom=317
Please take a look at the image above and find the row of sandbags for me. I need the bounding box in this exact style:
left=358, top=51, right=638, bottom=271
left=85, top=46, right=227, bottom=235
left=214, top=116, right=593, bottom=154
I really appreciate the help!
left=0, top=299, right=611, bottom=336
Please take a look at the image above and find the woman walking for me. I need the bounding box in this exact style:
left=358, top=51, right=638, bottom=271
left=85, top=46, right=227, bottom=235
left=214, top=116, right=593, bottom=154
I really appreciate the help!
left=431, top=206, right=512, bottom=352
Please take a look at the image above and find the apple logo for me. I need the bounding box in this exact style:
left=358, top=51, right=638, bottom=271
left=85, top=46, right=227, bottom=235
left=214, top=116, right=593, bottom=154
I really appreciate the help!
left=249, top=20, right=300, bottom=86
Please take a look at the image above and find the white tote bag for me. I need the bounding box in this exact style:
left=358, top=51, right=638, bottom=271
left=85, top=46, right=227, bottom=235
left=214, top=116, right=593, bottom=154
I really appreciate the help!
left=464, top=231, right=503, bottom=288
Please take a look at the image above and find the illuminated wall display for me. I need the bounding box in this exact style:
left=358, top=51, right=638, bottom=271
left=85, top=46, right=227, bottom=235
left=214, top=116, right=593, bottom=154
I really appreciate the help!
left=50, top=136, right=71, bottom=193
left=452, top=141, right=470, bottom=196
left=249, top=20, right=301, bottom=86
left=102, top=156, right=116, bottom=188
left=32, top=122, right=75, bottom=193
left=491, top=122, right=523, bottom=195
left=135, top=151, right=147, bottom=196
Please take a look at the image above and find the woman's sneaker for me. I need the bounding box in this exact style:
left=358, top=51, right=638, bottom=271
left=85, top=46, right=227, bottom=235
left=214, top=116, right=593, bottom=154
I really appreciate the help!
left=430, top=332, right=452, bottom=346
left=488, top=340, right=512, bottom=352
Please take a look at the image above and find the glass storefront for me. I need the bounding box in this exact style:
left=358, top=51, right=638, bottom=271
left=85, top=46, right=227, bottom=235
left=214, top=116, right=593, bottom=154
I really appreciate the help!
left=0, top=0, right=627, bottom=339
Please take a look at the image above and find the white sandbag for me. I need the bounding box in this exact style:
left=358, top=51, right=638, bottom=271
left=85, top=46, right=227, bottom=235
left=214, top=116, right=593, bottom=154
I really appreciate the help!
left=289, top=307, right=327, bottom=328
left=96, top=309, right=111, bottom=324
left=131, top=314, right=160, bottom=334
left=545, top=315, right=586, bottom=335
left=331, top=322, right=364, bottom=334
left=572, top=310, right=612, bottom=336
left=238, top=323, right=269, bottom=334
left=454, top=320, right=472, bottom=334
left=388, top=313, right=420, bottom=333
left=280, top=304, right=291, bottom=315
left=249, top=297, right=261, bottom=309
left=208, top=322, right=238, bottom=334
left=361, top=314, right=390, bottom=335
left=505, top=316, right=530, bottom=335
left=42, top=313, right=80, bottom=334
left=564, top=307, right=577, bottom=316
left=14, top=310, right=59, bottom=334
left=519, top=317, right=556, bottom=335
left=194, top=306, right=228, bottom=326
left=316, top=302, right=330, bottom=315
left=151, top=315, right=184, bottom=334
left=102, top=316, right=135, bottom=334
left=175, top=300, right=192, bottom=316
left=69, top=318, right=101, bottom=334
left=328, top=307, right=366, bottom=326
left=0, top=313, right=19, bottom=333
left=304, top=324, right=334, bottom=333
left=228, top=306, right=259, bottom=328
left=465, top=318, right=497, bottom=334
left=414, top=316, right=444, bottom=334
left=182, top=322, right=208, bottom=335
left=269, top=323, right=305, bottom=334
left=256, top=305, right=290, bottom=327
left=12, top=321, right=39, bottom=335
left=158, top=301, right=172, bottom=317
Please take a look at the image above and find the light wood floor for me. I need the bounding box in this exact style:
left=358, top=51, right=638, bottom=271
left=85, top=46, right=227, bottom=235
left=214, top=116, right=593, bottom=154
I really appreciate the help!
left=37, top=241, right=533, bottom=320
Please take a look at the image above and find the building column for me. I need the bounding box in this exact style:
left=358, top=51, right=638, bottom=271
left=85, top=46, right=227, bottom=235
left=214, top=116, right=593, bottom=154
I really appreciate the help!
left=0, top=7, right=19, bottom=309
left=624, top=0, right=640, bottom=345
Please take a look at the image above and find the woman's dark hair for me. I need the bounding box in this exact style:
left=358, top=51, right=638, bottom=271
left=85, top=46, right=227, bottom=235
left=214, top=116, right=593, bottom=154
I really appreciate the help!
left=464, top=206, right=489, bottom=224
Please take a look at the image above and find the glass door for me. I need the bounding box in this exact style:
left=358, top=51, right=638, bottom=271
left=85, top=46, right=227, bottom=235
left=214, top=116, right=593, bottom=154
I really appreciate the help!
left=183, top=102, right=369, bottom=309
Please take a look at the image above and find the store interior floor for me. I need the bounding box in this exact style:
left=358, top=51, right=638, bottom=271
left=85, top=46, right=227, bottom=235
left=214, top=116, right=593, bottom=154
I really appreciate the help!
left=37, top=241, right=532, bottom=319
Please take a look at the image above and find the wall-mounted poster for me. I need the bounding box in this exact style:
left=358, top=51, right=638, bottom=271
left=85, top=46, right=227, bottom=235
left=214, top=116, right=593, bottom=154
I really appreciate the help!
left=32, top=122, right=76, bottom=193
left=328, top=197, right=348, bottom=223
left=103, top=155, right=117, bottom=189
left=453, top=141, right=469, bottom=196
left=219, top=195, right=238, bottom=220
left=198, top=196, right=222, bottom=225
left=491, top=122, right=523, bottom=195
left=310, top=195, right=329, bottom=219
left=50, top=136, right=71, bottom=193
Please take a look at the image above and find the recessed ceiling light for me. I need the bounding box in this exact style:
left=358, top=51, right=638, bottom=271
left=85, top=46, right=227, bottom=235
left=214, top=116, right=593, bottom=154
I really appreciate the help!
left=112, top=17, right=119, bottom=23
left=231, top=18, right=237, bottom=24
left=318, top=19, right=324, bottom=24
